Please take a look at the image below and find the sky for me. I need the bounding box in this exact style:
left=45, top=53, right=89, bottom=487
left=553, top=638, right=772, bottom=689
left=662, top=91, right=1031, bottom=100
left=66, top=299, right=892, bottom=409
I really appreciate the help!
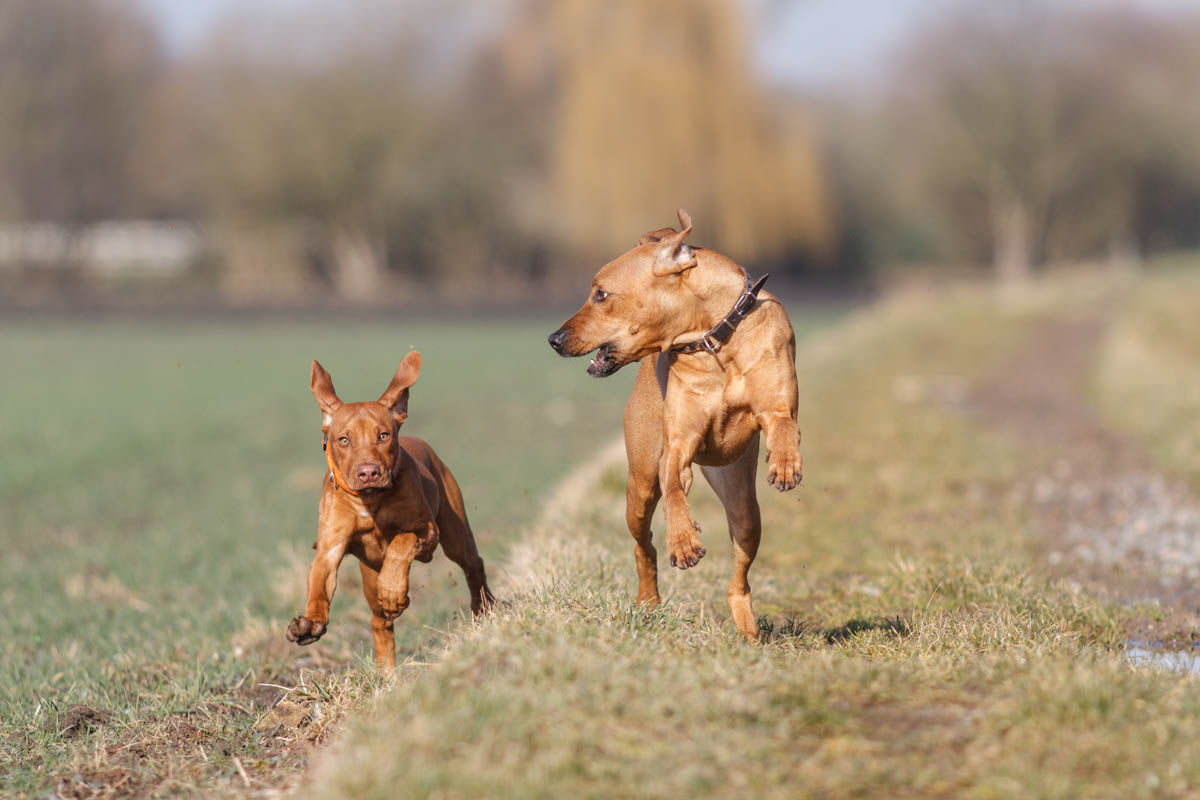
left=139, top=0, right=933, bottom=87
left=752, top=0, right=1200, bottom=87
left=140, top=0, right=1200, bottom=89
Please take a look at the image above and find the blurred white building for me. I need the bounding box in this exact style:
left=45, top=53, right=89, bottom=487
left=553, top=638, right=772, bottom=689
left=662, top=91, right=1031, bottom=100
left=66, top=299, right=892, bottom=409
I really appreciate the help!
left=0, top=221, right=201, bottom=277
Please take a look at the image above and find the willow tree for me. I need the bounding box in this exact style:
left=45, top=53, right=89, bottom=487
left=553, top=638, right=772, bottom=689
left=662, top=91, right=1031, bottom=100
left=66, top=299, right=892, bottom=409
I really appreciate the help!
left=545, top=0, right=833, bottom=263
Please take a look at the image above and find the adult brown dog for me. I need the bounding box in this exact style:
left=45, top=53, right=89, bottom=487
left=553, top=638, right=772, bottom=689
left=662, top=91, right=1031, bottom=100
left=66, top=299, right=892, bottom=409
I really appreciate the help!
left=286, top=352, right=493, bottom=667
left=548, top=210, right=802, bottom=640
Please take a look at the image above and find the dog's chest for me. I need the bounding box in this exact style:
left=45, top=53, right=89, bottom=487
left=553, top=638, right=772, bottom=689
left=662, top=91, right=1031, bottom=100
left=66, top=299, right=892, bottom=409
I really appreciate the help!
left=351, top=529, right=390, bottom=566
left=359, top=502, right=430, bottom=535
left=700, top=406, right=756, bottom=460
left=349, top=502, right=431, bottom=561
left=350, top=515, right=426, bottom=568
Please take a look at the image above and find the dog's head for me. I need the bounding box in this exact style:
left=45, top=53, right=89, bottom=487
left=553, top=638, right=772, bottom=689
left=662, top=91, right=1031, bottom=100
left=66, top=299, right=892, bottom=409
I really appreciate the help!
left=310, top=352, right=421, bottom=493
left=547, top=209, right=699, bottom=376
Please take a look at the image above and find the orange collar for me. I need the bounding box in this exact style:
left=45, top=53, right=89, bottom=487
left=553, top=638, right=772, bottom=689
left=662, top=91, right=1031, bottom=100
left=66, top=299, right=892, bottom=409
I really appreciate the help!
left=322, top=435, right=400, bottom=497
left=324, top=439, right=363, bottom=496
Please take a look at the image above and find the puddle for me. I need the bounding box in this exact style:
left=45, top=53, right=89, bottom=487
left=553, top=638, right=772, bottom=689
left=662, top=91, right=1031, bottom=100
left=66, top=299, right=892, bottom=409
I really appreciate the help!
left=1126, top=641, right=1200, bottom=674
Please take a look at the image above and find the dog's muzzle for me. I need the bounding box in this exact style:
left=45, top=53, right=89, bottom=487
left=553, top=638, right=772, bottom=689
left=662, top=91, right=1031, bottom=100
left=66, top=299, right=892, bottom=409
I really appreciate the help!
left=549, top=327, right=622, bottom=377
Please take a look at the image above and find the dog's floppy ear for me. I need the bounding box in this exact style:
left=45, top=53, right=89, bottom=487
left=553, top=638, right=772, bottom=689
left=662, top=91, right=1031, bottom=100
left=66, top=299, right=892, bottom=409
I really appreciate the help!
left=379, top=350, right=421, bottom=424
left=651, top=209, right=697, bottom=277
left=638, top=226, right=678, bottom=247
left=310, top=361, right=343, bottom=429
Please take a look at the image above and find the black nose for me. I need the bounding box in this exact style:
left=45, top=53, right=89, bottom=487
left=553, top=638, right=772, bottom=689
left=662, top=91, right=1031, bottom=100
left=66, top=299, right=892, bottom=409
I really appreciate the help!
left=548, top=328, right=567, bottom=354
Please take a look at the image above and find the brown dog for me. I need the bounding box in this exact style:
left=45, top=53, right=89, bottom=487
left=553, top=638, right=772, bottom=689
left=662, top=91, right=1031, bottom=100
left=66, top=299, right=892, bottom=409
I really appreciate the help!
left=286, top=352, right=493, bottom=667
left=548, top=210, right=802, bottom=640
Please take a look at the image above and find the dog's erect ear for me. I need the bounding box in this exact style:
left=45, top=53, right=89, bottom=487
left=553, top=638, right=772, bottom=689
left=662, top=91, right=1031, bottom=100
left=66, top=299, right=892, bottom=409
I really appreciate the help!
left=637, top=226, right=678, bottom=247
left=651, top=209, right=697, bottom=277
left=310, top=361, right=343, bottom=427
left=379, top=350, right=422, bottom=424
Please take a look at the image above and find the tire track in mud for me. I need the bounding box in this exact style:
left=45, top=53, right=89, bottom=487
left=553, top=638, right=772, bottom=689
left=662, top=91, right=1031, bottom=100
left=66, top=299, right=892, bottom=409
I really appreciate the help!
left=968, top=313, right=1200, bottom=631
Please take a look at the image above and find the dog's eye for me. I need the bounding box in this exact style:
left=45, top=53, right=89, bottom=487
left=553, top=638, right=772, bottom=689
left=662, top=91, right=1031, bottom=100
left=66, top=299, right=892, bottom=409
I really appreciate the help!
left=337, top=436, right=349, bottom=446
left=377, top=431, right=390, bottom=442
left=592, top=288, right=609, bottom=303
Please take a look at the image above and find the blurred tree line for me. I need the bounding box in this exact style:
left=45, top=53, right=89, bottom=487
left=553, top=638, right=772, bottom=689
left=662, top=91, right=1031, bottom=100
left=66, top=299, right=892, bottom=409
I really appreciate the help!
left=833, top=4, right=1200, bottom=281
left=0, top=0, right=1197, bottom=304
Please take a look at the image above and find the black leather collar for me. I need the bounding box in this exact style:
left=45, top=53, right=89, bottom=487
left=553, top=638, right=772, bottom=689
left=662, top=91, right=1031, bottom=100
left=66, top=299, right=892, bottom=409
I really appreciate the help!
left=670, top=273, right=769, bottom=356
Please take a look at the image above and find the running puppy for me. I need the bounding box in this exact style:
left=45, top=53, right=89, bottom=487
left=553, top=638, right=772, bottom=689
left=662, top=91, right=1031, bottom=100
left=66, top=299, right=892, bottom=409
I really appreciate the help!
left=286, top=353, right=493, bottom=667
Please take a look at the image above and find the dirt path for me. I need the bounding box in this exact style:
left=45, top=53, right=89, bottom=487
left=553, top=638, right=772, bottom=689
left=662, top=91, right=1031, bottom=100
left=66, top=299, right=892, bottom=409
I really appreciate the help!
left=968, top=312, right=1200, bottom=635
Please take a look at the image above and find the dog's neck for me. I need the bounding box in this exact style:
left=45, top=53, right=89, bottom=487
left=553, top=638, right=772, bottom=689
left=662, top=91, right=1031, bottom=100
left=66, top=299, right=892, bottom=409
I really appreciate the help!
left=679, top=257, right=749, bottom=336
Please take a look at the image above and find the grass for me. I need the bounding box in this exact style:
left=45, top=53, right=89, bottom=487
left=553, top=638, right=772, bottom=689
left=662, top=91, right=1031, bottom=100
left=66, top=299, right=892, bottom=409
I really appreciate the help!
left=1094, top=258, right=1200, bottom=489
left=0, top=305, right=841, bottom=797
left=8, top=268, right=1200, bottom=797
left=0, top=315, right=638, bottom=797
left=302, top=278, right=1200, bottom=800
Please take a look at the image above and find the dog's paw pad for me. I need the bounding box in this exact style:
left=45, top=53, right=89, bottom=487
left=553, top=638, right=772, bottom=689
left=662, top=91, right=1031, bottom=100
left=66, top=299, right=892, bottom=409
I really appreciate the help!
left=767, top=453, right=803, bottom=491
left=286, top=616, right=327, bottom=646
left=378, top=592, right=410, bottom=619
left=667, top=537, right=706, bottom=570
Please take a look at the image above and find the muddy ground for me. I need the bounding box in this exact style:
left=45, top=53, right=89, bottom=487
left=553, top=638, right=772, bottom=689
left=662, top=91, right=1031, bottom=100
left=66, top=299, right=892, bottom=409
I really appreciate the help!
left=969, top=312, right=1200, bottom=641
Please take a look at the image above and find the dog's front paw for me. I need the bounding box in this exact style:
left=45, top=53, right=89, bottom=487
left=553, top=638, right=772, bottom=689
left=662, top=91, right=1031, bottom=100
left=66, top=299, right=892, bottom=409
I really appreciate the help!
left=667, top=518, right=707, bottom=570
left=767, top=449, right=803, bottom=491
left=286, top=616, right=327, bottom=646
left=377, top=586, right=410, bottom=619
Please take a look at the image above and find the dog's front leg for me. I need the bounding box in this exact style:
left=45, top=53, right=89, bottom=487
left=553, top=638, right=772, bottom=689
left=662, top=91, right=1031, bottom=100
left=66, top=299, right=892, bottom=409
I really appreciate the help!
left=758, top=409, right=802, bottom=491
left=659, top=431, right=707, bottom=569
left=287, top=519, right=353, bottom=646
left=377, top=532, right=420, bottom=619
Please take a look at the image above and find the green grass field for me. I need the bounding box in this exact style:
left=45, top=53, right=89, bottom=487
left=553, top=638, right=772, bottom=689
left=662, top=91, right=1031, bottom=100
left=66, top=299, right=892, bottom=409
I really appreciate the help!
left=0, top=308, right=840, bottom=796
left=0, top=315, right=640, bottom=795
left=5, top=269, right=1200, bottom=798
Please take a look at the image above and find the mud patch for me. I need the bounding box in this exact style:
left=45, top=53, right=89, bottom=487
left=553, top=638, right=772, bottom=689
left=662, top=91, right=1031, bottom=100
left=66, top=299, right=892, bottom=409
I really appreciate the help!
left=255, top=699, right=313, bottom=733
left=45, top=705, right=114, bottom=738
left=967, top=314, right=1200, bottom=628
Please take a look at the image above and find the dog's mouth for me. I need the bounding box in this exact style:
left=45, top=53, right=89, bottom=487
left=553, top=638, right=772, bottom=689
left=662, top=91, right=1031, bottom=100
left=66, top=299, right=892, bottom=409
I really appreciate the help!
left=353, top=480, right=392, bottom=494
left=586, top=343, right=622, bottom=377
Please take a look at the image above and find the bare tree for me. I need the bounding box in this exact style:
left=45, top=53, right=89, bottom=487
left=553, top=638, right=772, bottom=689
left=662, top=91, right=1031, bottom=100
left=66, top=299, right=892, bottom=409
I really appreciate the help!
left=0, top=0, right=160, bottom=223
left=188, top=1, right=539, bottom=302
left=883, top=3, right=1200, bottom=280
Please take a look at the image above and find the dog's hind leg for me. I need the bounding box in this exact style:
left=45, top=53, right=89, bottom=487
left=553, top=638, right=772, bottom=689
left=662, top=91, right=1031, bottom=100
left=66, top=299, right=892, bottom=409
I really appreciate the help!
left=441, top=527, right=493, bottom=616
left=701, top=437, right=763, bottom=641
left=624, top=356, right=665, bottom=604
left=358, top=561, right=396, bottom=669
left=436, top=489, right=493, bottom=615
